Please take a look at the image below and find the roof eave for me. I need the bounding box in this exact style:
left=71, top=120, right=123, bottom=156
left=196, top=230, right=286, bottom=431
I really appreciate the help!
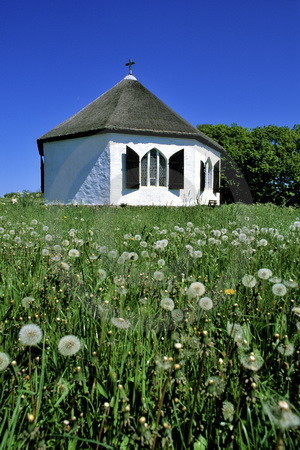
left=37, top=128, right=224, bottom=156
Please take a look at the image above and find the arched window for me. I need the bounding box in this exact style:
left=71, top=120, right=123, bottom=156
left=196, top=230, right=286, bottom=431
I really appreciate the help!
left=205, top=158, right=213, bottom=190
left=141, top=149, right=167, bottom=186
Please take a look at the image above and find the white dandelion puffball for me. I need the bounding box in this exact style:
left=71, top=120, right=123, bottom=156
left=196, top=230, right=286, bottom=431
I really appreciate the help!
left=242, top=275, right=257, bottom=288
left=98, top=269, right=107, bottom=281
left=153, top=271, right=164, bottom=281
left=171, top=309, right=184, bottom=322
left=272, top=283, right=287, bottom=296
left=111, top=317, right=131, bottom=329
left=283, top=279, right=298, bottom=288
left=240, top=352, right=264, bottom=371
left=19, top=324, right=43, bottom=346
left=277, top=343, right=295, bottom=356
left=58, top=335, right=81, bottom=356
left=21, top=296, right=35, bottom=308
left=0, top=352, right=10, bottom=371
left=257, top=268, right=273, bottom=280
left=263, top=401, right=300, bottom=430
left=199, top=297, right=213, bottom=310
left=187, top=282, right=205, bottom=298
left=258, top=239, right=268, bottom=246
left=160, top=298, right=175, bottom=311
left=269, top=277, right=282, bottom=284
left=158, top=259, right=165, bottom=266
left=68, top=249, right=80, bottom=258
left=227, top=323, right=244, bottom=342
left=291, top=306, right=300, bottom=317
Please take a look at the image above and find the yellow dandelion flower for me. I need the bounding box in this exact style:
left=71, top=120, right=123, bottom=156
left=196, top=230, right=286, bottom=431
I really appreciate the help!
left=224, top=289, right=236, bottom=295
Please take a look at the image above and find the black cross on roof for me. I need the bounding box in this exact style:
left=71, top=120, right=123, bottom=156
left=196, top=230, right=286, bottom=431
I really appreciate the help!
left=125, top=59, right=135, bottom=75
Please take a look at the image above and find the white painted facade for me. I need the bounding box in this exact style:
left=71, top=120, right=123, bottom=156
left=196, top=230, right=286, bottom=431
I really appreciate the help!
left=43, top=132, right=220, bottom=206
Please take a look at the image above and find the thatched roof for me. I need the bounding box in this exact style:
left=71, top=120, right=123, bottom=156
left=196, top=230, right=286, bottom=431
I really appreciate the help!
left=37, top=76, right=224, bottom=155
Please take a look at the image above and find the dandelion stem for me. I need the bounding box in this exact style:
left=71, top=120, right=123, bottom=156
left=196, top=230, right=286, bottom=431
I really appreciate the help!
left=152, top=375, right=171, bottom=450
left=187, top=348, right=206, bottom=447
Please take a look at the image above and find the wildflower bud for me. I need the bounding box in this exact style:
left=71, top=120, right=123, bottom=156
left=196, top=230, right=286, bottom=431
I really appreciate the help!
left=76, top=367, right=81, bottom=372
left=218, top=358, right=224, bottom=364
left=71, top=416, right=76, bottom=421
left=104, top=402, right=110, bottom=408
left=182, top=406, right=187, bottom=411
left=251, top=382, right=257, bottom=389
left=92, top=351, right=97, bottom=356
left=174, top=343, right=182, bottom=349
left=27, top=414, right=35, bottom=422
left=278, top=401, right=290, bottom=411
left=125, top=405, right=130, bottom=411
left=118, top=384, right=123, bottom=389
left=63, top=420, right=70, bottom=425
left=203, top=330, right=208, bottom=336
left=174, top=364, right=181, bottom=370
left=274, top=333, right=280, bottom=338
left=108, top=330, right=112, bottom=335
left=139, top=416, right=146, bottom=424
left=11, top=360, right=17, bottom=366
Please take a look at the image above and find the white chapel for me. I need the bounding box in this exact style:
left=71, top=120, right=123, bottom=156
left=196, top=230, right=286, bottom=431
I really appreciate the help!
left=37, top=63, right=223, bottom=206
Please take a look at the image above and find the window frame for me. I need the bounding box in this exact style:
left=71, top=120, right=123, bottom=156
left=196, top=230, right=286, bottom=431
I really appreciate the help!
left=140, top=148, right=168, bottom=187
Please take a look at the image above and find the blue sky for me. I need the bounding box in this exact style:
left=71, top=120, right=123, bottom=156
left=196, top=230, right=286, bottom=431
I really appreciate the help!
left=1, top=0, right=299, bottom=196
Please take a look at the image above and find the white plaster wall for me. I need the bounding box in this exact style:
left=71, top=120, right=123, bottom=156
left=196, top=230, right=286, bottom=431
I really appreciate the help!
left=43, top=132, right=221, bottom=206
left=109, top=134, right=221, bottom=206
left=44, top=135, right=111, bottom=204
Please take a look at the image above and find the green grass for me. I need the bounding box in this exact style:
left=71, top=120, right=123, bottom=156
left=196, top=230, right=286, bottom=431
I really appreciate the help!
left=0, top=199, right=299, bottom=448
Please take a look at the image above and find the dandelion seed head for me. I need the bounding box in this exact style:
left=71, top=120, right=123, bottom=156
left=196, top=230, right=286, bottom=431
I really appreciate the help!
left=98, top=269, right=107, bottom=281
left=187, top=282, right=205, bottom=298
left=222, top=401, right=234, bottom=422
left=68, top=249, right=80, bottom=258
left=291, top=306, right=300, bottom=317
left=0, top=352, right=10, bottom=371
left=258, top=239, right=268, bottom=246
left=272, top=283, right=287, bottom=296
left=242, top=275, right=257, bottom=288
left=283, top=279, right=298, bottom=288
left=269, top=277, right=282, bottom=284
left=160, top=298, right=175, bottom=311
left=206, top=376, right=225, bottom=396
left=19, top=324, right=43, bottom=346
left=198, top=297, right=213, bottom=310
left=153, top=271, right=164, bottom=281
left=111, top=317, right=131, bottom=329
left=60, top=262, right=70, bottom=271
left=263, top=400, right=300, bottom=430
left=21, top=296, right=35, bottom=309
left=257, top=268, right=273, bottom=280
left=277, top=342, right=294, bottom=356
left=171, top=309, right=184, bottom=322
left=58, top=335, right=81, bottom=356
left=240, top=351, right=264, bottom=371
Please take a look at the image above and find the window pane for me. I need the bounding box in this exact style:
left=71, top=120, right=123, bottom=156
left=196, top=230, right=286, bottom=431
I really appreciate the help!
left=150, top=149, right=157, bottom=185
left=141, top=154, right=147, bottom=186
left=159, top=153, right=166, bottom=186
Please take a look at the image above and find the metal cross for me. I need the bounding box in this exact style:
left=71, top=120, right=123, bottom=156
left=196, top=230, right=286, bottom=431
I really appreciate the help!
left=125, top=59, right=135, bottom=75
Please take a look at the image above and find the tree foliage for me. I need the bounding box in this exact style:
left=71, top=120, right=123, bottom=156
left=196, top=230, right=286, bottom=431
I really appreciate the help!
left=197, top=124, right=300, bottom=205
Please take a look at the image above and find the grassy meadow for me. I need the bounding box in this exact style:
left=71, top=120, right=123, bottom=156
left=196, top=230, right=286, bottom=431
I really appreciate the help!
left=0, top=196, right=299, bottom=449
